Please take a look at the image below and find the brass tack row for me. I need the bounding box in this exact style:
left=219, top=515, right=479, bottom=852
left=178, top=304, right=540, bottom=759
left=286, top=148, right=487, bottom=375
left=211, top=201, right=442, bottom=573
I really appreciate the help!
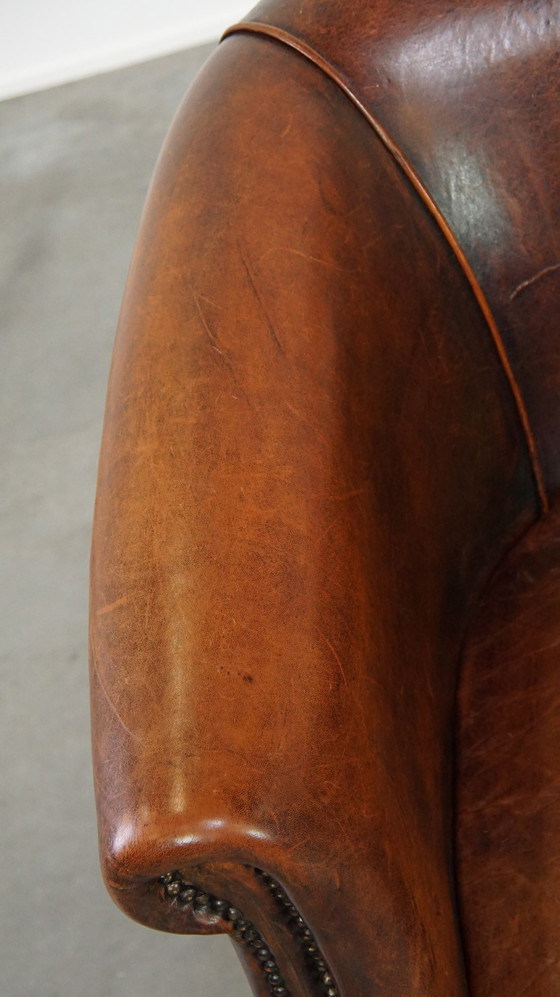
left=159, top=870, right=339, bottom=997
left=255, top=869, right=339, bottom=997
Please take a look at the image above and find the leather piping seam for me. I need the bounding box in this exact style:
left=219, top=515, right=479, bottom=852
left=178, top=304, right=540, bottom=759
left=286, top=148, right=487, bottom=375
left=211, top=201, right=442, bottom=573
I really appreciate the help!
left=221, top=21, right=548, bottom=515
left=159, top=869, right=339, bottom=996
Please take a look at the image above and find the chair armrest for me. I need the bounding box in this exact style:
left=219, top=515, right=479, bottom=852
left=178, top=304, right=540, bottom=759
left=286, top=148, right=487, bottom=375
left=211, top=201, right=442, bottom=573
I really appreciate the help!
left=90, top=30, right=536, bottom=995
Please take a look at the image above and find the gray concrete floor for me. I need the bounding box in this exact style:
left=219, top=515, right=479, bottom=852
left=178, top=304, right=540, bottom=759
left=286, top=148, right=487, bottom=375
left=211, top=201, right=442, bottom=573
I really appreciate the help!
left=0, top=44, right=250, bottom=997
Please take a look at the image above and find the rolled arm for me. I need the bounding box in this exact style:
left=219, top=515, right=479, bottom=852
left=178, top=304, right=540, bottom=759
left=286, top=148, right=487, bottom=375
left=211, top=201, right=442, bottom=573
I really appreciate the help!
left=90, top=30, right=536, bottom=996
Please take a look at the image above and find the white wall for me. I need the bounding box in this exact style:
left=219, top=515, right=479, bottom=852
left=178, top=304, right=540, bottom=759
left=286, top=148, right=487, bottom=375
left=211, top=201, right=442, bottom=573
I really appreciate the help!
left=0, top=0, right=251, bottom=100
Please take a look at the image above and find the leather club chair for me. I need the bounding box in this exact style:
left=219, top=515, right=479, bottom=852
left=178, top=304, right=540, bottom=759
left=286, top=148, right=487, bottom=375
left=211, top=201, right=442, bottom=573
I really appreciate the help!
left=89, top=2, right=560, bottom=994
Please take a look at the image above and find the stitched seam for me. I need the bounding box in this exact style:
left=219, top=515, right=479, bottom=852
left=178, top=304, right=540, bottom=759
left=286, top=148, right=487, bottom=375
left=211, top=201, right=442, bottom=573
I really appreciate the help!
left=221, top=22, right=548, bottom=515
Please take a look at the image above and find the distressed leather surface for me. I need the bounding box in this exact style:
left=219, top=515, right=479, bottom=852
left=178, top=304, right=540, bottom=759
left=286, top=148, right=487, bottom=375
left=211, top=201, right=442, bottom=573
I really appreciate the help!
left=229, top=0, right=560, bottom=500
left=90, top=3, right=559, bottom=994
left=457, top=503, right=560, bottom=995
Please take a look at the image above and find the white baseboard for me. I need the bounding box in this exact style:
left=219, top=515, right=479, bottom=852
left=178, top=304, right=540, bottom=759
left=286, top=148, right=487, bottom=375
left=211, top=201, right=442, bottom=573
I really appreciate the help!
left=0, top=3, right=249, bottom=101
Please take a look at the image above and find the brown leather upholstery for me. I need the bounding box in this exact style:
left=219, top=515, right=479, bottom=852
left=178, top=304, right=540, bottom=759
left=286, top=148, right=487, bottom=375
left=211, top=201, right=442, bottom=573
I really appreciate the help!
left=90, top=3, right=560, bottom=994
